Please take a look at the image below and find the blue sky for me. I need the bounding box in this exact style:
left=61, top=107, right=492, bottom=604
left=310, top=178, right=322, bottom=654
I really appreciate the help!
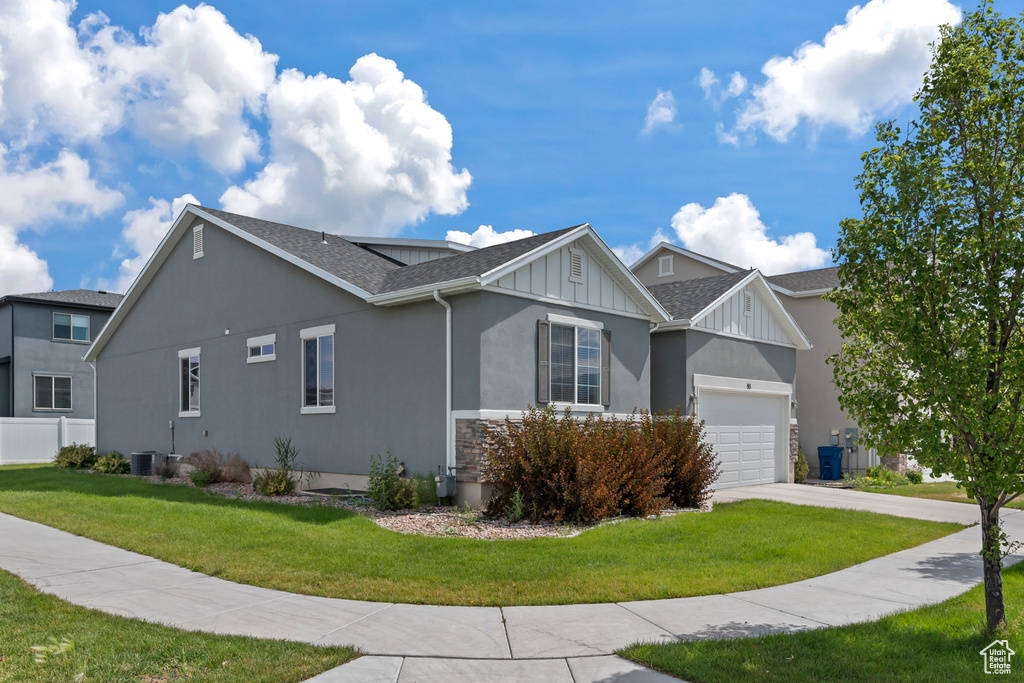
left=1, top=0, right=1011, bottom=294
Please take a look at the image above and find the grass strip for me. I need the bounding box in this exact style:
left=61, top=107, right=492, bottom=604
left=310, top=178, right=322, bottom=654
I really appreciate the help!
left=0, top=569, right=356, bottom=682
left=0, top=464, right=962, bottom=606
left=621, top=560, right=1024, bottom=682
left=857, top=481, right=1024, bottom=511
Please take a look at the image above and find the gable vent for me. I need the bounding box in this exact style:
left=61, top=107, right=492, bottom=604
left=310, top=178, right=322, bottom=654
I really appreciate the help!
left=193, top=225, right=204, bottom=260
left=568, top=248, right=584, bottom=284
left=743, top=291, right=752, bottom=316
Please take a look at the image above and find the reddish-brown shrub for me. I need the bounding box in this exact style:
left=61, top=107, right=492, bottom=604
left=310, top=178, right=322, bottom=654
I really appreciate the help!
left=185, top=449, right=251, bottom=484
left=484, top=406, right=715, bottom=524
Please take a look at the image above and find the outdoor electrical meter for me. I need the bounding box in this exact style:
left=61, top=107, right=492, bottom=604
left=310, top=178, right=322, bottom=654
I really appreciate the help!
left=846, top=428, right=858, bottom=452
left=830, top=429, right=840, bottom=446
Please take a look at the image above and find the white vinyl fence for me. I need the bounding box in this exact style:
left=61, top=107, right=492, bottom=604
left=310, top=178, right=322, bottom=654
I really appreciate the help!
left=0, top=417, right=96, bottom=465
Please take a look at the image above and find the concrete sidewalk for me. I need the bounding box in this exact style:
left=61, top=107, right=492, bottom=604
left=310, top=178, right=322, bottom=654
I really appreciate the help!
left=1, top=485, right=1018, bottom=682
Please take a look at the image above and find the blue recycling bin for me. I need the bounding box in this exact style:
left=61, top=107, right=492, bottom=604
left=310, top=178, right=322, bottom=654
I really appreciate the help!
left=817, top=446, right=844, bottom=480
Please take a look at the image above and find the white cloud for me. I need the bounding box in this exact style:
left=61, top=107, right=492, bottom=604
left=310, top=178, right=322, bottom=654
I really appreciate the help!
left=0, top=144, right=121, bottom=294
left=699, top=68, right=718, bottom=100
left=670, top=193, right=830, bottom=275
left=729, top=0, right=961, bottom=142
left=447, top=224, right=534, bottom=248
left=612, top=228, right=671, bottom=268
left=220, top=54, right=472, bottom=235
left=642, top=90, right=678, bottom=134
left=725, top=72, right=747, bottom=99
left=109, top=193, right=199, bottom=293
left=699, top=69, right=747, bottom=108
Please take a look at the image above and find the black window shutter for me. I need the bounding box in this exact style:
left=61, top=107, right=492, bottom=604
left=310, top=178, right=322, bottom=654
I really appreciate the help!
left=537, top=320, right=550, bottom=404
left=601, top=329, right=611, bottom=407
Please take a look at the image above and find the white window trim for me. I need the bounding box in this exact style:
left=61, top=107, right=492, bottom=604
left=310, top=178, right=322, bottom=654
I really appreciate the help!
left=546, top=312, right=603, bottom=330
left=658, top=254, right=674, bottom=277
left=193, top=225, right=204, bottom=260
left=178, top=347, right=201, bottom=418
left=300, top=324, right=336, bottom=413
left=32, top=373, right=73, bottom=411
left=549, top=320, right=603, bottom=407
left=52, top=312, right=90, bottom=343
left=246, top=333, right=277, bottom=363
left=300, top=323, right=336, bottom=339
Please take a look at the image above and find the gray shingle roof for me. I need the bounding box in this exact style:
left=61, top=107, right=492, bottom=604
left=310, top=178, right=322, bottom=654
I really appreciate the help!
left=767, top=266, right=840, bottom=293
left=646, top=270, right=752, bottom=320
left=1, top=289, right=123, bottom=309
left=199, top=207, right=401, bottom=294
left=376, top=225, right=584, bottom=294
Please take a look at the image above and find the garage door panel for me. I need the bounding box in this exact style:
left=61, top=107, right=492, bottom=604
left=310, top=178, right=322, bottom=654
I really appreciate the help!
left=699, top=390, right=784, bottom=490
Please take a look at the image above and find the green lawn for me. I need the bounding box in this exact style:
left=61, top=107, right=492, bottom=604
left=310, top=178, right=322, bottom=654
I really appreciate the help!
left=856, top=481, right=1024, bottom=511
left=621, top=559, right=1024, bottom=683
left=0, top=465, right=962, bottom=606
left=1, top=569, right=356, bottom=682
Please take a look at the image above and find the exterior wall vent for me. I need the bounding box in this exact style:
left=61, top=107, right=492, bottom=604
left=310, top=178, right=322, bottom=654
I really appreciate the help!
left=193, top=225, right=204, bottom=260
left=568, top=248, right=584, bottom=284
left=658, top=254, right=674, bottom=277
left=743, top=291, right=753, bottom=316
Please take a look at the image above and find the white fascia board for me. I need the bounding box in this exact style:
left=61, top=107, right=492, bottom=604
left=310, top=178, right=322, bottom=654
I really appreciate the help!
left=343, top=235, right=477, bottom=253
left=85, top=204, right=203, bottom=362
left=481, top=225, right=671, bottom=322
left=684, top=270, right=812, bottom=351
left=479, top=286, right=653, bottom=321
left=189, top=207, right=373, bottom=301
left=770, top=284, right=835, bottom=299
left=365, top=277, right=482, bottom=306
left=630, top=242, right=740, bottom=275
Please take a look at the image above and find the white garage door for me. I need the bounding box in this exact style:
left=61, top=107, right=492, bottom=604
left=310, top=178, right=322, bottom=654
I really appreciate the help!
left=699, top=390, right=785, bottom=489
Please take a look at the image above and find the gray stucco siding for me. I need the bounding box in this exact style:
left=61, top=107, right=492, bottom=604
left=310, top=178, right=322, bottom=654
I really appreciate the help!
left=651, top=329, right=796, bottom=414
left=97, top=216, right=447, bottom=478
left=457, top=290, right=651, bottom=413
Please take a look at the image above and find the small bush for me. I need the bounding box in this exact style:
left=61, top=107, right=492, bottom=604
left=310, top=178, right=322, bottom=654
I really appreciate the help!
left=411, top=472, right=438, bottom=508
left=484, top=406, right=719, bottom=524
left=190, top=468, right=212, bottom=488
left=505, top=489, right=526, bottom=523
left=394, top=479, right=417, bottom=509
left=93, top=451, right=129, bottom=474
left=846, top=464, right=910, bottom=489
left=185, top=449, right=251, bottom=484
left=253, top=468, right=295, bottom=496
left=53, top=443, right=96, bottom=469
left=907, top=466, right=924, bottom=484
left=368, top=449, right=402, bottom=511
left=794, top=447, right=809, bottom=483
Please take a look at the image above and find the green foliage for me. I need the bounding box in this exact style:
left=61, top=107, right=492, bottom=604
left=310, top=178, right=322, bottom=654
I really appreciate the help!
left=828, top=2, right=1024, bottom=631
left=52, top=444, right=96, bottom=470
left=252, top=436, right=310, bottom=497
left=394, top=479, right=417, bottom=509
left=907, top=466, right=924, bottom=485
left=185, top=449, right=250, bottom=485
left=844, top=465, right=909, bottom=489
left=505, top=489, right=526, bottom=523
left=410, top=472, right=438, bottom=508
left=484, top=406, right=719, bottom=524
left=189, top=468, right=212, bottom=488
left=794, top=447, right=809, bottom=483
left=367, top=449, right=402, bottom=511
left=93, top=452, right=130, bottom=475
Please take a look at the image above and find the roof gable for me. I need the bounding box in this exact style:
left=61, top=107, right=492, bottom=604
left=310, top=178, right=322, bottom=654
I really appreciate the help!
left=766, top=266, right=840, bottom=296
left=632, top=242, right=740, bottom=277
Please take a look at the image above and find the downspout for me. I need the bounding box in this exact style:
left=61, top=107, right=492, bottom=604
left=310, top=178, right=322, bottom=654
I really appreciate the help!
left=88, top=361, right=97, bottom=447
left=433, top=290, right=454, bottom=471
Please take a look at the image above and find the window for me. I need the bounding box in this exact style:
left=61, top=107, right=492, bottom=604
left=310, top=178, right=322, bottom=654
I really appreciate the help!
left=53, top=313, right=90, bottom=342
left=193, top=225, right=204, bottom=259
left=34, top=375, right=71, bottom=410
left=658, top=254, right=674, bottom=277
left=300, top=324, right=335, bottom=414
left=178, top=348, right=201, bottom=417
left=246, top=334, right=276, bottom=363
left=548, top=316, right=603, bottom=406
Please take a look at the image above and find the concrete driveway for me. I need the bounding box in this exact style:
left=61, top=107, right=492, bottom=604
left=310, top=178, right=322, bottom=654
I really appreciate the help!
left=1, top=484, right=1018, bottom=682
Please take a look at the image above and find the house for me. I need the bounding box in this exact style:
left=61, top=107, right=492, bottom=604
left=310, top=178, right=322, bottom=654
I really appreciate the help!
left=645, top=269, right=811, bottom=486
left=0, top=289, right=122, bottom=419
left=632, top=243, right=874, bottom=477
left=84, top=205, right=669, bottom=505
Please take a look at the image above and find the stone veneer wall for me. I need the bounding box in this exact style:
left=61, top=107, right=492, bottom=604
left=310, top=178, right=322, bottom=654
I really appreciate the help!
left=789, top=422, right=799, bottom=464
left=454, top=418, right=512, bottom=483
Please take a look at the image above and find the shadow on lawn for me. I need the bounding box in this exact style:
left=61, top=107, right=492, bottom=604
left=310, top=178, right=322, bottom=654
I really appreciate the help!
left=0, top=465, right=357, bottom=526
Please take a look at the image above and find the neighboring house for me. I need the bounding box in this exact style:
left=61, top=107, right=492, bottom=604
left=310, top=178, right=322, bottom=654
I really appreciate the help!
left=633, top=243, right=873, bottom=477
left=645, top=270, right=811, bottom=486
left=0, top=289, right=122, bottom=419
left=85, top=206, right=669, bottom=505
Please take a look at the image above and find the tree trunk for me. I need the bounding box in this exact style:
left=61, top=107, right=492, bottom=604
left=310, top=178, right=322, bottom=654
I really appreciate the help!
left=980, top=500, right=1007, bottom=633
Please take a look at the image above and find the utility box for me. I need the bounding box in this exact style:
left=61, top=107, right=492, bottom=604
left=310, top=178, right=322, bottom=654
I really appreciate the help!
left=817, top=446, right=844, bottom=481
left=435, top=474, right=457, bottom=499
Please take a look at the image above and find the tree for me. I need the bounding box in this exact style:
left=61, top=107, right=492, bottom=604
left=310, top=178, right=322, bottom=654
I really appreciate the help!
left=830, top=1, right=1024, bottom=633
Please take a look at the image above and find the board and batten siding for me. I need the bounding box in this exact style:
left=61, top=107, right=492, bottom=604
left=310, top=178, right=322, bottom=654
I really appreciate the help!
left=367, top=246, right=457, bottom=265
left=491, top=240, right=643, bottom=315
left=694, top=286, right=794, bottom=346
